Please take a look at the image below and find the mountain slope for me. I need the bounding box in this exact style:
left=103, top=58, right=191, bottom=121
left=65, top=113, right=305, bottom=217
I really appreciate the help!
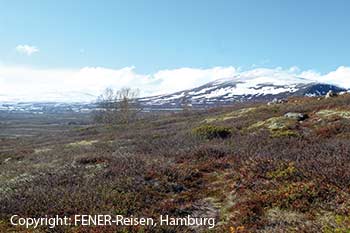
left=139, top=74, right=346, bottom=108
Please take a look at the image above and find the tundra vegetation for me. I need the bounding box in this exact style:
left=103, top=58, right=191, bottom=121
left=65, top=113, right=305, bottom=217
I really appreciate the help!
left=1, top=94, right=350, bottom=232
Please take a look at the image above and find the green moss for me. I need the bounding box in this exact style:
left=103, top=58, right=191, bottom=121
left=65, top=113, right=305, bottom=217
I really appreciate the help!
left=321, top=213, right=350, bottom=233
left=267, top=163, right=297, bottom=179
left=203, top=107, right=256, bottom=123
left=249, top=116, right=294, bottom=130
left=316, top=109, right=350, bottom=119
left=271, top=130, right=299, bottom=138
left=248, top=116, right=299, bottom=137
left=66, top=140, right=99, bottom=147
left=34, top=148, right=52, bottom=154
left=192, top=124, right=232, bottom=139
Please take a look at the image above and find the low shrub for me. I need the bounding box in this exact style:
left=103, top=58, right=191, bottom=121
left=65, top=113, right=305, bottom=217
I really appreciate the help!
left=266, top=162, right=299, bottom=180
left=75, top=156, right=109, bottom=165
left=192, top=124, right=232, bottom=139
left=271, top=129, right=299, bottom=138
left=314, top=123, right=343, bottom=138
left=193, top=145, right=229, bottom=159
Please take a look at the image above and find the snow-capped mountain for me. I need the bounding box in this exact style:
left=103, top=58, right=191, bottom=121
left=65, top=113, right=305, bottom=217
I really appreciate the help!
left=139, top=73, right=347, bottom=108
left=1, top=69, right=348, bottom=112
left=0, top=91, right=97, bottom=103
left=0, top=91, right=97, bottom=113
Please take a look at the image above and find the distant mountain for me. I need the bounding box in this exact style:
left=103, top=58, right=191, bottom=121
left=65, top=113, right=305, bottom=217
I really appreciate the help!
left=1, top=72, right=348, bottom=112
left=139, top=75, right=347, bottom=108
left=0, top=102, right=97, bottom=114
left=0, top=91, right=96, bottom=103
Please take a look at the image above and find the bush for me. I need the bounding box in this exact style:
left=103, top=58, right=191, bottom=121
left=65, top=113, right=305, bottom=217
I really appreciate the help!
left=271, top=129, right=299, bottom=138
left=314, top=123, right=343, bottom=138
left=193, top=145, right=229, bottom=159
left=192, top=124, right=232, bottom=139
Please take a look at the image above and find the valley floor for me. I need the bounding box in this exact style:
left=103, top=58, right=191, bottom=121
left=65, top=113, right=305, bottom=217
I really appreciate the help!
left=1, top=95, right=350, bottom=232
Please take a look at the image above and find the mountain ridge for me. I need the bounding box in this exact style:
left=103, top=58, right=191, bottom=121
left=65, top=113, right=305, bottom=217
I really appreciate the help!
left=138, top=79, right=347, bottom=108
left=1, top=73, right=348, bottom=110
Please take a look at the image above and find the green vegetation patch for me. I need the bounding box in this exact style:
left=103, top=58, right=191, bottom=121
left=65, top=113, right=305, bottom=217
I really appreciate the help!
left=249, top=116, right=294, bottom=130
left=34, top=148, right=52, bottom=154
left=204, top=107, right=256, bottom=123
left=271, top=130, right=299, bottom=138
left=248, top=116, right=299, bottom=137
left=192, top=124, right=232, bottom=139
left=271, top=181, right=325, bottom=212
left=66, top=140, right=99, bottom=147
left=320, top=213, right=350, bottom=233
left=316, top=109, right=350, bottom=119
left=267, top=162, right=298, bottom=180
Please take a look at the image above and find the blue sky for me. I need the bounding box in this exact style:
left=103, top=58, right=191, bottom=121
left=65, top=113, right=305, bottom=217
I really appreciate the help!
left=1, top=0, right=350, bottom=101
left=1, top=0, right=350, bottom=72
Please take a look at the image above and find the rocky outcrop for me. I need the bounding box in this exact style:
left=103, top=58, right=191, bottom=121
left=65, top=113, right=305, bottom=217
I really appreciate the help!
left=284, top=112, right=309, bottom=121
left=325, top=90, right=338, bottom=98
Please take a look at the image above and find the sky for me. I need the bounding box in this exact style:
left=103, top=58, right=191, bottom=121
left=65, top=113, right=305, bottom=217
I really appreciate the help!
left=1, top=0, right=350, bottom=101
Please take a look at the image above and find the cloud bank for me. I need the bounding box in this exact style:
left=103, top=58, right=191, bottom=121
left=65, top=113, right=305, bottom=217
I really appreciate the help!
left=0, top=65, right=349, bottom=102
left=15, top=45, right=39, bottom=56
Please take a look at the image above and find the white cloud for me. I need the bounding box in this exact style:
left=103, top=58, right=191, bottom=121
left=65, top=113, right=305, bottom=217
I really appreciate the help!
left=0, top=64, right=349, bottom=102
left=298, top=66, right=350, bottom=89
left=15, top=45, right=39, bottom=56
left=319, top=66, right=350, bottom=89
left=151, top=67, right=236, bottom=95
left=0, top=65, right=236, bottom=102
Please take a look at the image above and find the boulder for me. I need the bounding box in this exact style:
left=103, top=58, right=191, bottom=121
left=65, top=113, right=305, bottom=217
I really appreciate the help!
left=284, top=112, right=308, bottom=121
left=325, top=90, right=338, bottom=98
left=267, top=98, right=278, bottom=105
left=277, top=98, right=288, bottom=104
left=267, top=98, right=287, bottom=105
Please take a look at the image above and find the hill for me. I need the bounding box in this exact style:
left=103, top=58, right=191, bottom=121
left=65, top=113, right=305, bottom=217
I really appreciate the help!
left=139, top=78, right=346, bottom=108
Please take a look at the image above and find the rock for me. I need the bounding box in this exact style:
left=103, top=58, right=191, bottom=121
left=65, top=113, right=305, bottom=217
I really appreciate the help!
left=277, top=98, right=288, bottom=104
left=325, top=90, right=338, bottom=98
left=267, top=98, right=287, bottom=105
left=284, top=112, right=308, bottom=121
left=3, top=158, right=11, bottom=163
left=267, top=98, right=278, bottom=105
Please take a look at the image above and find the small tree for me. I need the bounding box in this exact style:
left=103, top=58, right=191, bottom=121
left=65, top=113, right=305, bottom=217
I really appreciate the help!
left=94, top=88, right=117, bottom=124
left=94, top=87, right=141, bottom=124
left=115, top=88, right=141, bottom=124
left=179, top=96, right=192, bottom=114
